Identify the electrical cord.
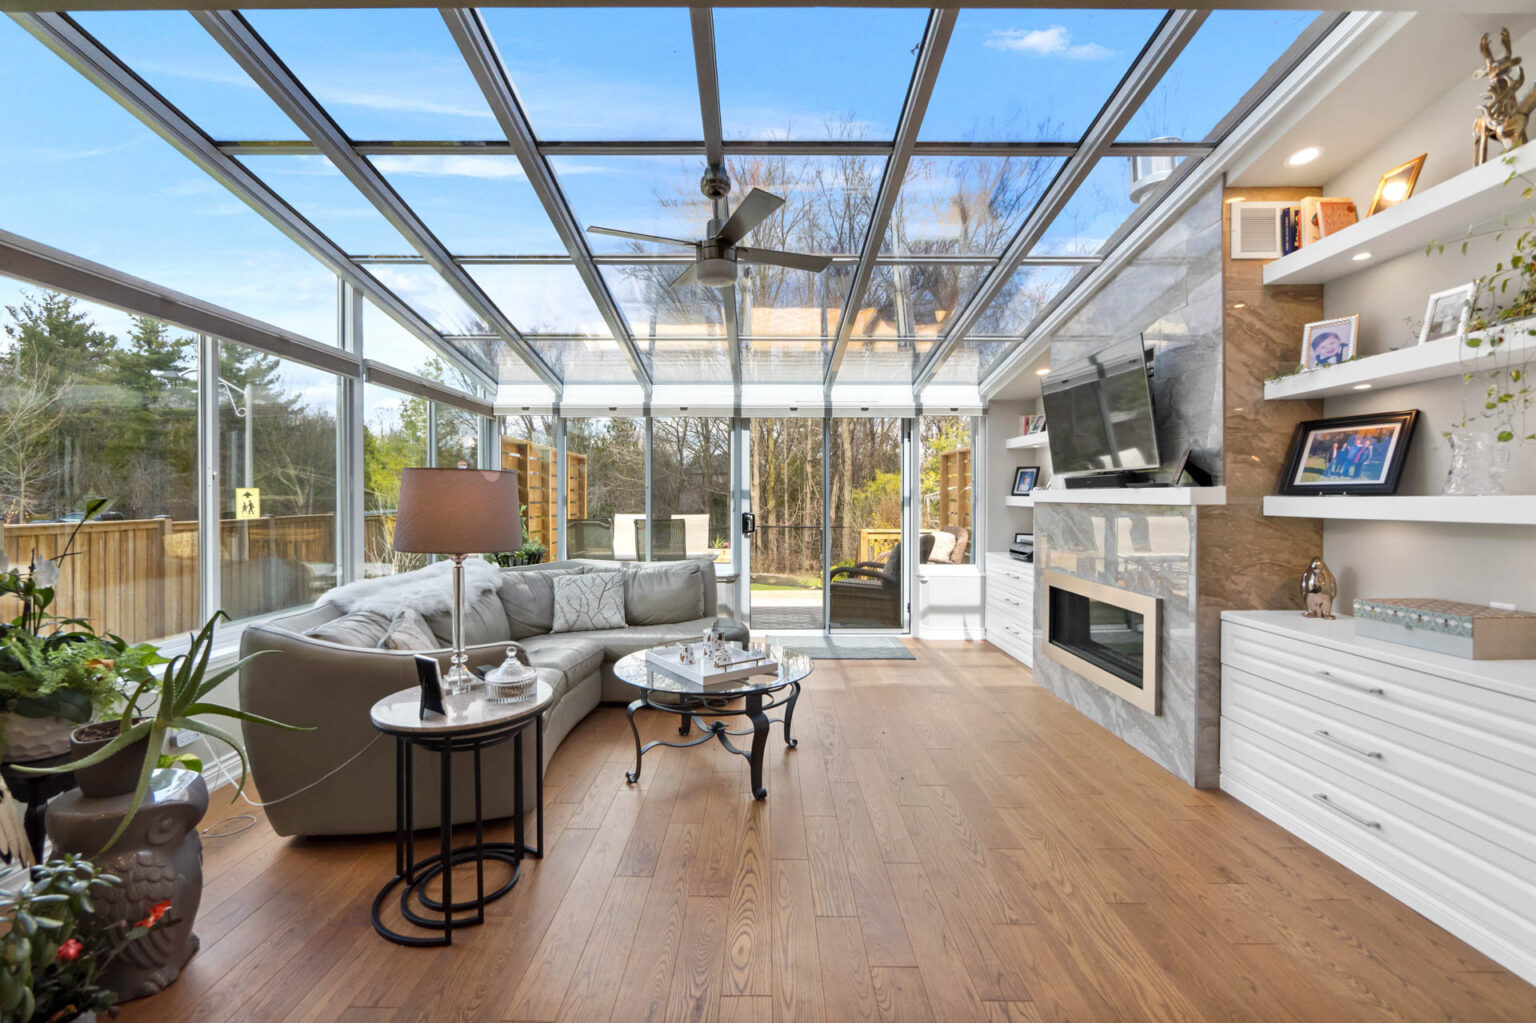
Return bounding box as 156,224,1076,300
199,734,385,836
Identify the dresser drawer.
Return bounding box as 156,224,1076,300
1222,621,1536,774
988,621,1033,665
985,557,1035,593
1221,718,1536,948
987,580,1033,618
1224,666,1536,864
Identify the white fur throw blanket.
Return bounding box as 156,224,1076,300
318,558,502,618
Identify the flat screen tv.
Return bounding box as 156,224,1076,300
1041,338,1160,477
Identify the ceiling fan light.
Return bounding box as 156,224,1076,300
696,257,737,288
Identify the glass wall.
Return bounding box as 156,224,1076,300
748,418,824,630
919,415,975,566
217,341,340,619
829,417,904,629
0,287,200,644
651,417,731,563
434,400,480,470
500,415,557,556
363,383,429,576
564,418,646,561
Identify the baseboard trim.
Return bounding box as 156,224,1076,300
916,627,986,641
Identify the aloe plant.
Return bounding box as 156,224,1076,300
17,611,311,853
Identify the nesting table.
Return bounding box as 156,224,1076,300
614,642,810,800
368,680,552,946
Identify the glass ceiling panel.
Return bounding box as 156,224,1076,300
715,8,926,141
237,154,410,255
242,9,497,140
883,155,1063,257
466,265,611,337
928,338,1012,384
852,264,988,339
370,155,565,254
1119,11,1322,142
532,338,637,383
971,263,1081,336
731,155,885,254
643,339,733,384
742,340,827,384
835,340,931,384
480,8,702,140
367,263,488,336
73,12,301,139
602,263,725,338
363,296,489,391
1036,155,1186,257
739,264,852,339
922,9,1163,142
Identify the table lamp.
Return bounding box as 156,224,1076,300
392,467,521,694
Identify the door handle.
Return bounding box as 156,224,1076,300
741,512,756,536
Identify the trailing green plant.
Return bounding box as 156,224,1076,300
0,855,173,1022
17,611,311,853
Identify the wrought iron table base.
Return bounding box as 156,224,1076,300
372,716,543,947
625,682,799,800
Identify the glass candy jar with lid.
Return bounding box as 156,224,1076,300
483,646,538,703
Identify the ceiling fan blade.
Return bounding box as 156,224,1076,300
587,225,696,248
736,247,833,273
669,263,700,289
714,188,785,246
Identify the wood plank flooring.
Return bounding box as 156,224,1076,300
119,642,1535,1022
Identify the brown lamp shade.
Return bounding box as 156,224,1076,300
391,467,522,555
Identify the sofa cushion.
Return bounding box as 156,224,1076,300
516,634,605,688
423,586,513,647
304,609,391,647
497,565,597,640
565,616,747,663
380,608,439,651
624,561,705,626
552,572,627,632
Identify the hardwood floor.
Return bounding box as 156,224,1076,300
121,642,1535,1022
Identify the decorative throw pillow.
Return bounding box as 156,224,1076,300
423,587,514,647
551,572,626,633
623,561,704,626
305,609,391,647
928,529,956,564
379,608,440,651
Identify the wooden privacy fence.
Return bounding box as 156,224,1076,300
500,438,587,551
938,447,972,529
1,514,340,643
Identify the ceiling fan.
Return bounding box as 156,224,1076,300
585,170,833,290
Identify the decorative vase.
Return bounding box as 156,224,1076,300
68,720,151,798
1443,427,1512,495
0,712,79,763
45,768,207,1003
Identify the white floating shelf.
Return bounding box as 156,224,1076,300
1263,494,1536,525
1032,486,1227,507
1004,495,1035,508
1005,432,1051,450
1262,142,1536,287
1264,320,1536,400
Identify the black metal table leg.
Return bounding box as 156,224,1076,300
440,743,452,944
783,681,801,748
626,698,646,784
745,692,770,801
533,712,544,858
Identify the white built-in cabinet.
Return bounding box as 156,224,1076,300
985,551,1035,667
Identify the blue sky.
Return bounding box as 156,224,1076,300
1,7,1318,383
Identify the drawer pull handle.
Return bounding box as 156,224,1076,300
1316,669,1384,696
1314,729,1383,761
1004,598,1021,606
1312,793,1381,831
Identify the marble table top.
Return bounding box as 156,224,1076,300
370,680,554,736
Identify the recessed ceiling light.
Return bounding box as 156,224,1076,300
1036,368,1051,376
1352,252,1373,261
1285,146,1323,167
1353,383,1373,391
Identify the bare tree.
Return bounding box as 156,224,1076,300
0,352,66,523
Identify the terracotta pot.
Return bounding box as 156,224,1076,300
1,712,79,762
69,719,151,798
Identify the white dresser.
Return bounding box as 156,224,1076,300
1220,611,1536,984
985,552,1035,666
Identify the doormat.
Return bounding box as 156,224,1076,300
764,635,916,660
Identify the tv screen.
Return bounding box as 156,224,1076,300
1041,339,1160,476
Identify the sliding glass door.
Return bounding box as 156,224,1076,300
829,417,906,630
747,418,824,631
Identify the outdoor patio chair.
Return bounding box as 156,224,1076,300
829,532,935,628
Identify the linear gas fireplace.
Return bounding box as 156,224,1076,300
1041,571,1161,714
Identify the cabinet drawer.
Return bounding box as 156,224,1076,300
1222,621,1536,774
987,581,1033,617
1224,667,1536,864
1222,718,1536,949
986,558,1035,592
988,622,1033,665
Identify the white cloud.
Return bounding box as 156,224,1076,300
984,26,1114,61
371,155,526,180
310,85,494,122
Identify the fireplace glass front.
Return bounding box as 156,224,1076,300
1047,588,1146,687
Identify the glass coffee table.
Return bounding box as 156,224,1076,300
613,641,810,800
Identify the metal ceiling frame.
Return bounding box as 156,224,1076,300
7,10,499,396
441,7,652,396
216,139,1216,159
192,9,563,393
913,8,1209,392
821,6,956,395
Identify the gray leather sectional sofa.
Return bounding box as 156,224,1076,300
238,557,747,837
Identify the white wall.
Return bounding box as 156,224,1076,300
1319,24,1536,611
985,399,1045,554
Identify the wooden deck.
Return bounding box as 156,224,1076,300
119,642,1536,1022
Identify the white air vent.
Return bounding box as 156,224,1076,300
1231,201,1289,260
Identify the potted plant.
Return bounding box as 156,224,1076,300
518,540,546,566
0,855,174,1022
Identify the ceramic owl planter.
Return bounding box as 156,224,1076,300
45,768,208,1003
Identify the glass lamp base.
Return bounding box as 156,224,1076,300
441,666,479,696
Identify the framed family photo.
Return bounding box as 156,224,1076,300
1011,466,1040,496
1301,314,1360,369
1277,410,1419,496
1419,283,1475,345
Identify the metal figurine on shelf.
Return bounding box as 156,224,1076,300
1300,557,1339,620
1474,28,1535,165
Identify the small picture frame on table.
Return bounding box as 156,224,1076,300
1011,466,1040,496
414,655,447,719
1276,410,1419,496
1301,314,1360,369
1419,283,1475,345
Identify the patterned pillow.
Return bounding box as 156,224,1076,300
379,608,440,651
551,572,627,633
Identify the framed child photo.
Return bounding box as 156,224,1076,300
1301,314,1360,369
1277,410,1419,496
1011,466,1040,496
1419,283,1475,345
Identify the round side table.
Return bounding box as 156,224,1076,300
369,680,552,947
